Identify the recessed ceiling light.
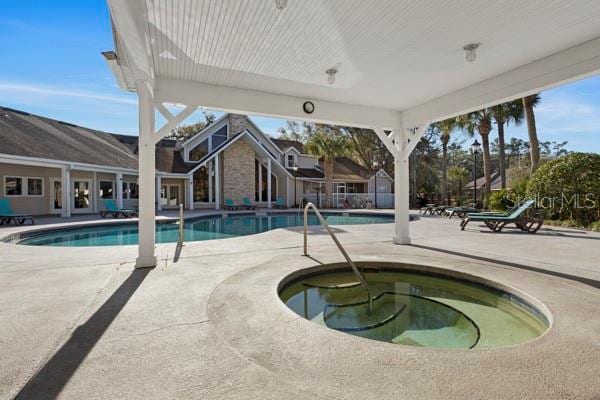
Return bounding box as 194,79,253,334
463,43,481,62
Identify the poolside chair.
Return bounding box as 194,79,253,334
445,206,480,219
224,198,239,211
419,203,436,215
273,197,288,209
100,199,138,218
242,197,256,210
460,199,542,233
0,198,35,225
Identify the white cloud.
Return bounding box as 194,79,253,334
0,82,137,105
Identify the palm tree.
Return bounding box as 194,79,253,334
432,119,457,204
458,109,494,201
522,94,541,174
490,100,524,188
305,128,348,207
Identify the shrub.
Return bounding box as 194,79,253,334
527,153,600,225
488,189,512,211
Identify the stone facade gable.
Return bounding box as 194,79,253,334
222,139,255,204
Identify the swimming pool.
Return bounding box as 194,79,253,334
279,265,549,349
16,212,394,246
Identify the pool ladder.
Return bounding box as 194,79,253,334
303,202,374,313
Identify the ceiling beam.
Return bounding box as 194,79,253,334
402,36,600,127
154,77,403,130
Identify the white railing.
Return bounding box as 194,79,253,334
301,193,394,209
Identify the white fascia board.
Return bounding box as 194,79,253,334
0,153,138,174
244,117,284,155
402,36,600,127
107,0,155,86
155,77,403,130
284,147,302,155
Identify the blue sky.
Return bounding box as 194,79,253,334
1,1,599,152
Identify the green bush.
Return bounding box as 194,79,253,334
527,152,600,225
488,189,512,211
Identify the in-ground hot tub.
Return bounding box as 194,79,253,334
279,263,550,349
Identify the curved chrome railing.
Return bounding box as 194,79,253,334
303,202,373,312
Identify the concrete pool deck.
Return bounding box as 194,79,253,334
1,210,599,399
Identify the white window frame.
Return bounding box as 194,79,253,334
286,153,297,169
3,176,44,197
99,180,115,200
122,181,139,200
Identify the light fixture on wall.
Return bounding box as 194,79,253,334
274,0,288,10
463,43,481,62
326,67,337,85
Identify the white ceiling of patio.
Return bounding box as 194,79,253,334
110,0,600,113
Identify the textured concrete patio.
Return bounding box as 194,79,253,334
1,211,599,399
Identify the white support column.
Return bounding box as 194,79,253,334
61,166,71,218
136,83,157,268
258,161,263,202
187,175,194,211
393,129,411,245
267,158,272,208
92,172,98,213
155,175,162,211
214,155,221,210
116,172,124,208
208,162,213,205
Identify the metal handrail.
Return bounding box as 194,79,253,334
303,202,373,312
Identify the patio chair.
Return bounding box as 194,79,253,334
242,197,256,210
419,203,436,215
445,206,480,219
224,198,239,211
460,199,542,233
0,198,35,225
273,197,288,209
100,199,138,218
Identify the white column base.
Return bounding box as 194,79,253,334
135,255,157,269
393,235,411,245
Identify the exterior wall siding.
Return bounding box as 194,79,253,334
0,163,61,215
223,140,255,204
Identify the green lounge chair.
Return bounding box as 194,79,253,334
420,203,436,215
242,197,256,210
273,197,287,209
224,198,239,211
100,199,138,218
0,198,35,225
460,199,542,233
445,206,480,219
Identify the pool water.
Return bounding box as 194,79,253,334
279,269,549,349
17,212,393,246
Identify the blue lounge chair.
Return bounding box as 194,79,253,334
224,198,239,211
460,199,542,233
0,198,35,225
100,199,138,218
273,197,287,209
242,197,256,210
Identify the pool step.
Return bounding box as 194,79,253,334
323,293,408,338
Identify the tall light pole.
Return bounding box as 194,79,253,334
372,160,378,209
471,139,481,206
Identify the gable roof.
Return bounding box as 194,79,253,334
464,172,504,190
271,138,305,153
188,129,293,177
0,106,139,170
0,106,193,174
330,157,372,181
